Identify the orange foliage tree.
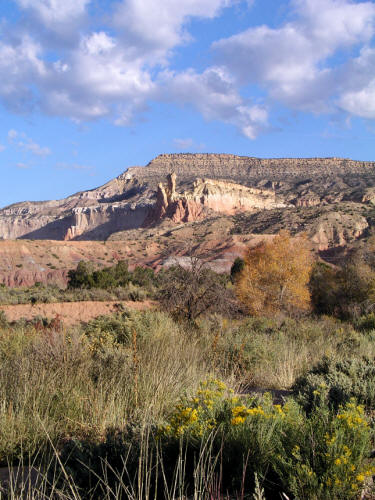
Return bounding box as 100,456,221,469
236,230,313,316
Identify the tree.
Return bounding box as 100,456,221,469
67,261,94,289
158,258,235,322
236,231,313,316
67,260,130,289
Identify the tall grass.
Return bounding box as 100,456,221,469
1,310,375,498
0,311,215,466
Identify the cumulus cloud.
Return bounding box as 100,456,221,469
15,0,90,24
0,36,46,112
213,0,375,113
38,30,155,122
0,0,264,137
113,0,234,63
337,47,375,119
2,0,375,139
163,67,269,138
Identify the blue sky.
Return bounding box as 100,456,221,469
1,0,375,206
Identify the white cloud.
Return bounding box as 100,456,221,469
18,138,51,156
163,67,269,138
0,0,263,137
0,36,46,112
213,0,375,113
7,129,51,156
113,0,234,63
16,162,29,169
38,31,155,122
339,83,375,118
3,0,375,139
15,0,90,24
0,144,5,152
337,47,375,118
82,32,116,56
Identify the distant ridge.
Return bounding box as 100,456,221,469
0,153,374,241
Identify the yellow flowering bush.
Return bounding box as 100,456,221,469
274,400,375,500
158,380,374,499
159,379,292,439
159,378,230,438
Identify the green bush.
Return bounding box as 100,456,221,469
68,260,131,289
292,356,375,412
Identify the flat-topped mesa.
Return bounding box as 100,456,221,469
145,173,286,225
137,154,375,184
1,153,375,241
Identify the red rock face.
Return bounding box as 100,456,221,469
168,199,204,223
144,174,282,226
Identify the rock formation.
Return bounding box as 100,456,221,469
145,174,288,225
1,152,375,286
0,152,374,245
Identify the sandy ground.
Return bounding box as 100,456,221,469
0,300,154,326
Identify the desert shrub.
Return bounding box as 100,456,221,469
0,310,8,327
158,381,374,500
273,400,374,500
82,310,176,351
126,281,148,301
292,356,375,412
67,260,156,292
67,261,95,289
131,266,157,290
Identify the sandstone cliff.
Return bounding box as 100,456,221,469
1,154,375,241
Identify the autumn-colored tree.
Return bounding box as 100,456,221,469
236,230,313,316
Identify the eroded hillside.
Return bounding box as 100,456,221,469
1,153,375,286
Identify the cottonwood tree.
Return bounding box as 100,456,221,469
236,231,313,316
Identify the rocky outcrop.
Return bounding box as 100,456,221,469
145,174,286,225
1,153,375,241
310,212,369,251
362,188,375,204
189,178,285,213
